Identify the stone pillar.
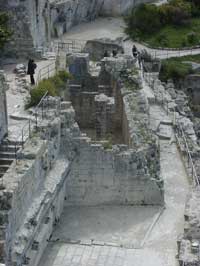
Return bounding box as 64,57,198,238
66,53,89,81
95,93,115,139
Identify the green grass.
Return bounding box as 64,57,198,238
138,18,200,48
168,54,200,63
158,55,200,82
26,71,72,108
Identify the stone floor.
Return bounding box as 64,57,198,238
38,135,189,266
51,206,161,249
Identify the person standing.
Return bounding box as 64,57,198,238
27,59,37,85
132,45,138,58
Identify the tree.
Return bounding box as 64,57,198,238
0,12,11,49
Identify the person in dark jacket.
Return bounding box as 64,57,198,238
132,45,138,58
27,59,37,85
103,50,109,58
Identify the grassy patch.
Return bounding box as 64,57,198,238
140,18,200,48
159,57,195,82
26,71,72,108
125,0,200,48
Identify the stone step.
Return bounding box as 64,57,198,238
0,158,13,166
0,173,5,178
0,145,19,153
0,152,16,159
1,140,24,146
0,166,9,175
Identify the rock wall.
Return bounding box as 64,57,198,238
1,100,76,266
100,0,154,16
66,140,163,206
0,55,164,266
1,0,155,57
65,55,163,206
1,0,104,57
0,72,8,142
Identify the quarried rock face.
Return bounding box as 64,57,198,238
100,0,154,16
1,0,104,57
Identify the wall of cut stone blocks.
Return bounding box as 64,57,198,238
0,72,8,143
65,138,164,206
0,102,73,266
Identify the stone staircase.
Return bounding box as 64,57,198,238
0,140,22,178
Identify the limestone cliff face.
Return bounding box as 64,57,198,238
2,0,104,57
100,0,154,16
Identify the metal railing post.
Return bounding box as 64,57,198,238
29,120,31,138
35,111,38,130
22,129,24,149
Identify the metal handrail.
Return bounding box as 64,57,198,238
176,122,199,187
142,46,200,60
141,61,199,187
14,91,49,161
36,61,56,84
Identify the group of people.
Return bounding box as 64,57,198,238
27,44,140,86
103,49,119,58
103,44,140,61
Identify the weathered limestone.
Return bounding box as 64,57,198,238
0,53,165,266
1,0,157,57
178,188,200,266
100,0,154,16
83,38,124,61
95,93,115,138
1,0,103,57
64,54,163,206
0,72,8,143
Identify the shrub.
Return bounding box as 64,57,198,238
159,59,193,82
0,12,12,48
160,0,191,26
27,79,56,108
125,0,192,42
187,31,199,45
125,4,162,37
156,33,169,46
27,71,72,108
58,70,73,82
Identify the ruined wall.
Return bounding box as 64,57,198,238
0,100,76,266
66,140,163,206
100,0,154,16
0,72,8,142
65,56,163,206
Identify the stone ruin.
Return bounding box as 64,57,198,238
0,53,164,266
1,0,154,58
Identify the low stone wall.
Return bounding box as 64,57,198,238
0,72,8,142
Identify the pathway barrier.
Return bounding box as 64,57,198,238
36,61,57,84
14,91,61,162
149,47,200,60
